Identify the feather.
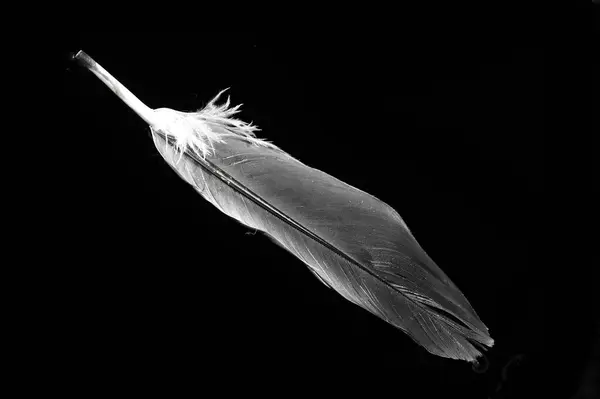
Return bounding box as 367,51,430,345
73,50,494,363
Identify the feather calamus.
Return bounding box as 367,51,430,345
73,50,494,362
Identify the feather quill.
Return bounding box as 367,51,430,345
73,50,494,362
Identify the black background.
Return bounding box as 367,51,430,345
54,25,590,398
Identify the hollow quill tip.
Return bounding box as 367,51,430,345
71,50,95,70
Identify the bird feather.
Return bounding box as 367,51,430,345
73,50,494,363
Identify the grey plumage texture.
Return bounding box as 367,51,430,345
150,108,494,363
